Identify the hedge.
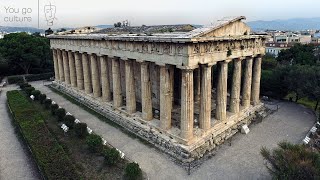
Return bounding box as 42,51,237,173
7,90,80,179
7,72,54,84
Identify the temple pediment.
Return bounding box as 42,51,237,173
190,16,251,38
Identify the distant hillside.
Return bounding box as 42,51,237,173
248,17,320,31
0,26,44,33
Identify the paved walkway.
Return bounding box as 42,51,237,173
0,85,40,180
31,82,316,180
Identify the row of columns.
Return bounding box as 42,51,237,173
52,48,262,141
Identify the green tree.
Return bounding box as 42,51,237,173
277,44,317,65
261,141,320,180
0,32,53,75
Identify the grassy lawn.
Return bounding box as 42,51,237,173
285,92,319,112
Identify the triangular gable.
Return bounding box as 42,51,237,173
192,16,251,38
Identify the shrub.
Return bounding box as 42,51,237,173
261,141,320,180
44,99,52,109
25,72,54,82
55,108,66,121
25,87,35,96
39,94,47,104
50,104,59,115
31,90,41,100
103,148,120,166
63,115,75,129
19,82,30,89
124,162,142,180
7,75,24,84
86,134,102,153
74,123,87,138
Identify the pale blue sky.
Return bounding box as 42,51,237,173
0,0,319,28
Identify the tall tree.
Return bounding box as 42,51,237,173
0,32,53,75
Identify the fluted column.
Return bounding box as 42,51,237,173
125,60,136,114
82,53,92,94
75,52,84,90
229,58,242,113
216,61,228,121
140,61,153,121
242,57,253,108
112,57,122,108
57,49,65,81
91,54,101,98
160,65,174,130
68,51,77,87
251,56,262,105
52,49,60,81
100,56,111,102
62,50,71,85
194,68,201,102
199,64,212,130
180,69,194,140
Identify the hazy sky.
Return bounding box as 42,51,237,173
0,0,319,29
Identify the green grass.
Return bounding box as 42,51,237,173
7,90,81,180
285,92,319,112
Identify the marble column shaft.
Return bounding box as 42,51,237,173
100,56,111,102
68,51,77,87
91,54,101,98
52,49,60,81
125,60,136,114
180,69,194,140
57,49,65,81
216,61,228,121
160,65,174,130
112,58,122,108
140,61,153,121
251,57,262,105
199,64,212,130
229,58,242,113
82,53,92,94
75,52,84,90
62,50,71,84
242,57,253,108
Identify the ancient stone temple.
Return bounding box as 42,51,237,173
49,16,266,162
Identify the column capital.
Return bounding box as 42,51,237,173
176,64,198,70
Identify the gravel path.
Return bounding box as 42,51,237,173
0,85,40,180
31,82,316,180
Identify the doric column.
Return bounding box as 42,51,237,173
199,64,212,130
160,65,174,130
75,52,84,90
125,60,136,114
194,68,201,102
180,69,194,140
229,58,242,113
90,54,101,98
100,56,111,102
68,51,77,87
216,61,228,121
52,49,60,81
251,56,262,105
57,49,65,81
242,57,253,108
140,61,153,121
112,57,122,108
62,50,71,85
82,53,92,94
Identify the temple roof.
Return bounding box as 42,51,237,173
48,16,262,41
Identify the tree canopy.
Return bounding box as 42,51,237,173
0,32,53,76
